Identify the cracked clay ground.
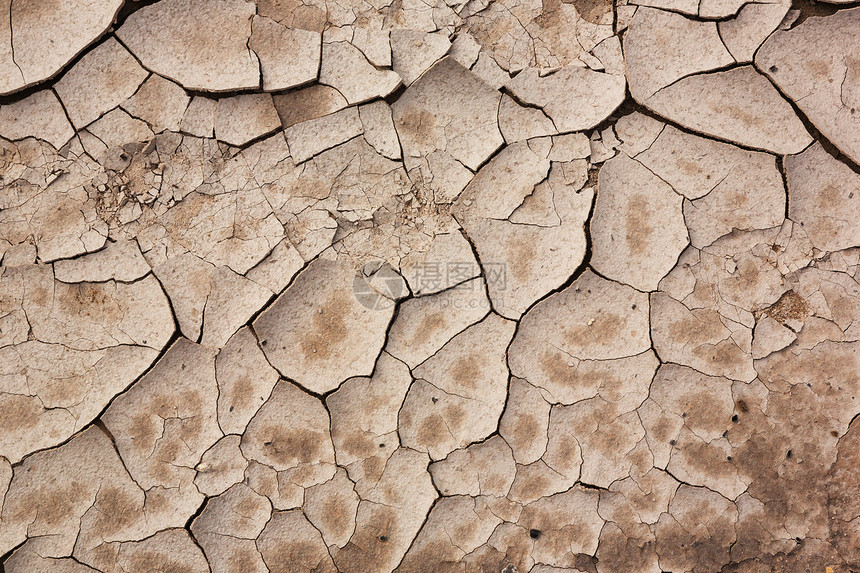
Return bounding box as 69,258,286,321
0,0,859,572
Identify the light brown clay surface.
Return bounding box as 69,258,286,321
1,1,859,571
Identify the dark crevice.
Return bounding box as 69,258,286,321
184,496,209,531
7,328,182,471
624,4,745,22
510,161,600,321
150,270,183,337
755,64,860,175
383,82,408,106
4,4,860,570
92,419,140,489
0,0,124,105
620,86,789,156
113,0,163,29
499,86,559,132
0,539,26,572
7,1,23,82
391,495,441,571
648,62,747,99
776,155,791,220
789,0,860,27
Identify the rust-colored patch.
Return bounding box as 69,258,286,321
758,290,810,324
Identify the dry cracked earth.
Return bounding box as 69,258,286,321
0,0,859,571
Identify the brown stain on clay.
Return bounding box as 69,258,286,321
0,394,42,432
805,59,832,81
707,100,766,129
234,493,266,518
682,390,731,433
4,478,89,528
54,282,123,325
42,482,90,526
511,471,552,502
443,403,466,430
598,523,656,573
827,417,860,562
817,184,845,214
481,468,509,495
509,238,536,283
126,389,206,459
396,109,437,147
450,353,483,390
412,311,447,346
259,426,324,467
677,157,706,177
169,192,213,231
656,515,733,573
25,272,52,308
354,453,387,485
256,0,327,32
125,550,202,573
545,431,581,474
144,487,174,516
676,437,738,487
225,544,271,571
87,484,143,538
691,339,746,372
333,504,399,572
337,431,376,460
564,313,624,351
300,291,351,361
509,410,542,451
416,413,449,449
625,193,653,256
577,407,628,457
315,489,356,540
128,414,159,455
226,375,256,417
667,307,726,347
39,197,87,241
